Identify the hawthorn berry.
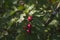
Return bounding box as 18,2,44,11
27,16,32,22
26,29,31,33
27,24,32,28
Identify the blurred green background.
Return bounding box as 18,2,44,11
0,0,60,40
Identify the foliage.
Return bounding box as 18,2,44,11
0,0,60,40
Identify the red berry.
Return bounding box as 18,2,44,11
27,16,32,22
27,24,32,28
27,29,31,33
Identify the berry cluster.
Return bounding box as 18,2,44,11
24,16,32,33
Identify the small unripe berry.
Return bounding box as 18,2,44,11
23,27,27,30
